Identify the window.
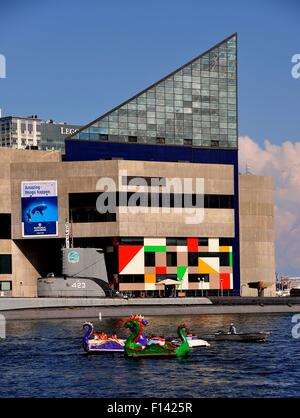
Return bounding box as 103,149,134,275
220,252,230,266
156,137,165,144
167,252,177,266
183,138,192,146
0,255,12,274
204,195,234,209
219,238,233,246
0,214,11,239
211,139,220,147
188,253,198,266
128,136,137,143
166,238,177,246
122,176,166,187
177,238,187,246
189,274,209,283
198,238,208,246
69,193,116,223
220,195,234,209
0,281,12,291
118,275,144,283
145,252,155,266
208,195,219,208
119,237,144,245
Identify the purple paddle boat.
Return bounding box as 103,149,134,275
83,318,148,354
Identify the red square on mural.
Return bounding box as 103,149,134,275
220,273,231,289
156,266,167,275
187,238,198,252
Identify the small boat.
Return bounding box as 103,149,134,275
186,334,210,348
124,315,190,358
215,330,270,342
83,322,125,353
172,334,210,348
83,317,149,354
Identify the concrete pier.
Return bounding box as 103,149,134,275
0,297,300,319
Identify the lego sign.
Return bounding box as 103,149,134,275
21,181,58,237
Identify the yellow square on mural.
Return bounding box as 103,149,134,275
198,258,219,274
145,274,156,283
219,246,231,252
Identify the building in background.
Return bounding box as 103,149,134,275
0,115,81,152
40,121,81,151
0,34,276,297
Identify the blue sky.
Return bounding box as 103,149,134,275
0,0,299,147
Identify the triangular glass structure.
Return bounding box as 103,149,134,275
70,34,237,149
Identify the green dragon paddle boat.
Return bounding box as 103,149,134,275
124,315,190,358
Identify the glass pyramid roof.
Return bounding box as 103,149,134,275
70,34,237,149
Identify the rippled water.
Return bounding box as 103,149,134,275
0,313,299,397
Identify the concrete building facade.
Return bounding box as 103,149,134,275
239,174,275,296
0,149,275,298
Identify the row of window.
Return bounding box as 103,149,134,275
126,137,219,146
122,176,167,186
188,252,231,266
89,137,237,149
144,252,231,267
69,192,234,222
70,192,234,208
80,134,237,147
118,274,213,284
89,106,236,121
119,237,232,246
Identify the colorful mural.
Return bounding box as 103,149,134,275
118,238,233,291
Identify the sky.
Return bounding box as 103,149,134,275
1,0,300,275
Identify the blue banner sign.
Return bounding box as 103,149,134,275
21,181,58,237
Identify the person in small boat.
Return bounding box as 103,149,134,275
147,335,166,346
94,332,108,340
229,323,237,334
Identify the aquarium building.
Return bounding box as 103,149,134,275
0,34,276,297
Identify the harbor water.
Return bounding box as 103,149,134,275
0,313,299,398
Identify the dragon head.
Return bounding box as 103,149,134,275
82,322,94,344
129,314,148,325
83,321,94,332
124,314,148,331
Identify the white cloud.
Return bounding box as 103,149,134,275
239,136,300,276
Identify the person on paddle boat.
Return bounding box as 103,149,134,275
229,323,237,334
147,335,166,347
94,332,108,340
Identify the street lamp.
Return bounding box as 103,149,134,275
198,277,205,297
220,277,223,297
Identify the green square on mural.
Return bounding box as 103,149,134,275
144,246,167,252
